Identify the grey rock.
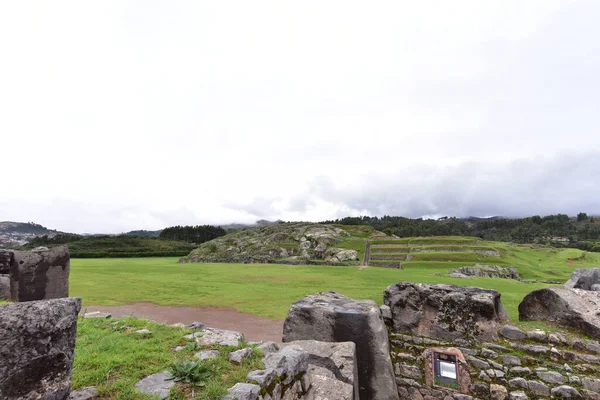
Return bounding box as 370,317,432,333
587,341,600,353
583,377,600,393
283,340,358,399
135,371,174,399
449,265,520,280
549,333,562,344
482,348,498,359
283,291,398,400
526,329,547,342
466,355,490,369
324,248,358,263
501,355,521,366
264,346,308,381
519,287,600,339
135,329,151,335
0,275,10,301
571,376,582,385
471,382,491,398
188,321,206,330
380,304,392,321
449,272,472,279
537,370,566,384
9,246,70,301
258,341,280,355
490,384,508,400
528,380,550,396
582,390,600,400
551,385,582,398
384,282,508,342
227,383,261,400
396,377,422,387
500,325,526,340
510,367,532,376
509,391,528,400
0,297,81,400
454,395,474,400
195,350,220,360
68,386,98,400
489,360,503,370
510,342,550,355
195,327,244,347
508,377,528,389
247,369,277,387
479,370,492,381
396,363,422,380
229,347,253,364
83,311,112,319
484,343,510,353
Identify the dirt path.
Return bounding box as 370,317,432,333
82,303,284,343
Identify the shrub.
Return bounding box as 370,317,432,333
167,360,211,386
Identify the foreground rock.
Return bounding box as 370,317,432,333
191,327,244,347
283,291,398,400
68,386,98,400
449,265,520,280
0,297,81,399
135,371,174,399
519,287,600,339
283,340,359,400
10,246,71,301
384,282,508,341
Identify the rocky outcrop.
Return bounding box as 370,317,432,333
565,268,600,291
384,282,508,341
0,250,12,274
10,246,70,301
519,287,600,339
0,274,9,301
283,291,398,400
283,340,359,400
449,265,520,280
0,297,81,399
180,223,363,265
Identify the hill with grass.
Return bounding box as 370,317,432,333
19,235,196,258
180,222,374,265
0,221,65,248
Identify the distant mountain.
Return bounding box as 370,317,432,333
219,219,281,232
0,221,64,249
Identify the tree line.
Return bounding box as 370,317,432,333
322,213,600,251
159,225,227,244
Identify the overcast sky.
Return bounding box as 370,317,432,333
1,1,599,233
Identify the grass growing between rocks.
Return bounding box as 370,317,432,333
73,317,263,399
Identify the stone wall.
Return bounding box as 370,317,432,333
10,246,70,301
0,250,12,274
0,297,81,400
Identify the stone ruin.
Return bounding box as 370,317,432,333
0,246,70,302
0,246,79,400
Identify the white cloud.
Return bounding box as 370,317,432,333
1,1,599,233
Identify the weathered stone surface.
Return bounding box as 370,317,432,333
227,382,261,400
566,269,600,291
526,329,547,342
0,274,10,300
551,385,582,398
466,355,490,369
510,367,532,376
247,368,277,388
500,325,526,340
502,355,521,366
509,391,528,400
283,291,398,400
0,250,12,274
68,386,98,400
528,380,550,396
134,329,151,335
490,384,508,400
537,370,566,384
195,350,220,360
229,347,253,364
258,341,280,355
195,327,244,347
135,371,174,399
508,377,528,389
264,346,309,381
583,377,600,393
519,287,600,339
10,246,70,301
384,282,508,341
449,265,520,280
0,297,81,400
283,340,358,400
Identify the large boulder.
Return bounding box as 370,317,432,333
565,268,600,291
519,287,600,339
383,282,508,341
0,297,81,399
283,291,398,400
283,340,359,400
10,246,70,301
449,265,520,280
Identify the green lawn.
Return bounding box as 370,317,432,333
70,245,600,322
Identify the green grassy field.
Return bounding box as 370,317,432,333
70,241,600,321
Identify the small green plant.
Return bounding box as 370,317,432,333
168,360,211,386
184,341,201,351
